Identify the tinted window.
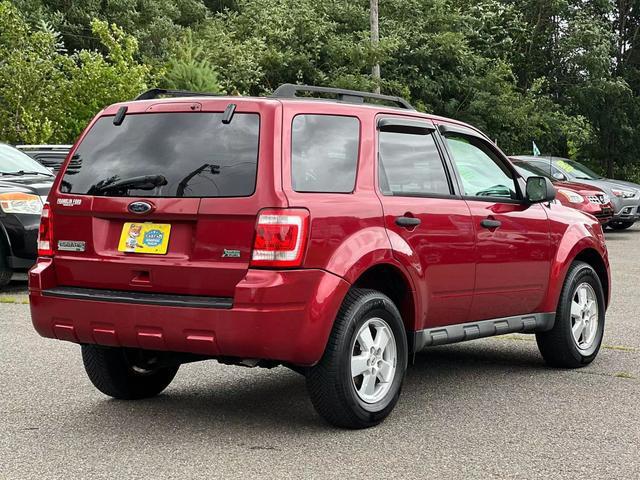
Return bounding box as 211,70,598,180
527,161,567,180
61,113,260,197
291,115,359,193
446,135,518,199
379,130,450,196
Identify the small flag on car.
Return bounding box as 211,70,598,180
532,141,541,157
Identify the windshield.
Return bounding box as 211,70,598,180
555,159,603,180
0,144,53,175
60,112,260,197
513,162,555,181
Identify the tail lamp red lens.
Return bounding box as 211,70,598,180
37,203,54,256
251,209,309,268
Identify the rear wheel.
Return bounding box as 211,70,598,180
81,345,179,399
306,289,408,429
536,261,605,368
608,220,634,230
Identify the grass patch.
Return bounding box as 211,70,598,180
0,296,30,305
614,372,636,379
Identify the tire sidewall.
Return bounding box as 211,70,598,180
339,295,408,419
560,264,606,363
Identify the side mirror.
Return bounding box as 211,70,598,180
552,171,566,181
526,176,556,203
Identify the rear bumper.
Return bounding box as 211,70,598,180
29,259,350,366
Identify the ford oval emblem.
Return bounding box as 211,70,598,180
128,201,154,214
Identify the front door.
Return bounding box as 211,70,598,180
376,117,476,330
441,127,552,321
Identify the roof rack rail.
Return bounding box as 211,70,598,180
272,83,415,110
135,88,222,101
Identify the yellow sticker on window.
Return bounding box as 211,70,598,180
556,160,575,173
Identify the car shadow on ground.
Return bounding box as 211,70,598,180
82,339,548,434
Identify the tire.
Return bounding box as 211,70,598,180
0,246,13,288
81,345,179,399
536,261,605,368
306,288,408,429
608,221,634,230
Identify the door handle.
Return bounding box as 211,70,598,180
395,216,421,228
480,218,501,229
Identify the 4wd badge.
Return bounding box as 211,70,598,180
222,249,241,258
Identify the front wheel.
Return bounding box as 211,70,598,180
306,289,408,429
536,261,605,368
607,221,634,230
82,345,179,399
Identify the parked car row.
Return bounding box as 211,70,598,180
512,155,640,230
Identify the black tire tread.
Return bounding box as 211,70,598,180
82,345,178,400
306,288,406,429
536,261,605,368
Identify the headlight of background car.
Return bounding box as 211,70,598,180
557,189,584,204
0,192,43,214
611,188,636,199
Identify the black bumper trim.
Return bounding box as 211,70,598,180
42,286,233,309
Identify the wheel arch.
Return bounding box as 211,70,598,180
350,262,418,340
574,248,610,307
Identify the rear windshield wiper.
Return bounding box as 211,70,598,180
1,170,54,177
89,175,168,194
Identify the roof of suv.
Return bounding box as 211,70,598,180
99,84,489,141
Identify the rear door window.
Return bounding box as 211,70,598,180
291,115,359,193
378,129,451,196
60,112,260,197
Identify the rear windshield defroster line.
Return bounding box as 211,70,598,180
60,112,260,198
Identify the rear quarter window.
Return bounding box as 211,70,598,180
60,112,260,198
291,115,359,193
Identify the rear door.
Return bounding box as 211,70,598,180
50,99,285,297
376,116,476,329
439,125,552,321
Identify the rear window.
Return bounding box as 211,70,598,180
60,112,260,197
291,115,359,193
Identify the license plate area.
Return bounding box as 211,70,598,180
118,222,171,254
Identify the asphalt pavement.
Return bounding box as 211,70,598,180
1,227,639,479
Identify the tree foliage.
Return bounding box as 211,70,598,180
2,0,640,180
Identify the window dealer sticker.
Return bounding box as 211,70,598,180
556,160,575,173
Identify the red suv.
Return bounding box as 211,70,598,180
30,85,610,429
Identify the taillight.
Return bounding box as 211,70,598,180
37,203,54,256
251,209,309,268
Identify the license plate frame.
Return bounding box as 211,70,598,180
118,222,171,255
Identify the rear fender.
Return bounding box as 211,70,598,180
325,226,421,330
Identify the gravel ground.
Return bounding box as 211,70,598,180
1,227,638,479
